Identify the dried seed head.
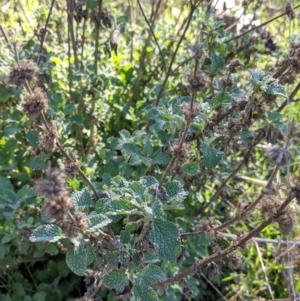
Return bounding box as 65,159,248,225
185,70,209,93
62,212,89,238
63,153,80,178
227,252,242,269
171,142,189,164
171,166,184,177
289,54,300,74
279,71,296,85
259,197,281,219
220,76,233,88
226,59,244,73
22,87,48,116
36,169,72,221
6,60,39,86
268,145,291,166
180,102,201,122
38,121,58,151
206,261,220,279
277,205,295,236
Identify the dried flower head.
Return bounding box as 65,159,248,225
289,52,300,74
259,197,281,219
62,212,89,238
185,70,209,93
277,205,295,236
226,59,244,73
170,142,189,164
279,71,296,85
206,261,221,279
36,169,72,221
268,145,291,166
221,76,233,88
227,252,242,269
63,153,80,178
22,87,48,116
38,121,58,151
6,60,39,86
180,102,201,122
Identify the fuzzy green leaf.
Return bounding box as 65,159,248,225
87,213,112,231
261,83,287,98
144,253,160,264
200,143,223,169
151,198,166,220
123,143,141,155
210,53,224,75
96,199,135,222
164,181,187,200
249,69,264,86
149,221,181,260
142,176,158,187
66,247,87,276
120,230,131,244
30,224,63,242
134,264,165,286
103,269,128,292
85,244,95,266
24,152,52,170
129,181,146,201
142,139,153,157
0,176,14,191
183,162,201,175
151,152,171,165
210,92,232,109
72,188,92,211
132,286,158,301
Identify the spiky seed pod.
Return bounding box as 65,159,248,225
171,166,184,177
210,241,221,254
180,103,201,122
63,153,80,178
268,145,291,166
22,87,49,116
6,60,39,86
38,121,58,151
227,252,242,269
62,212,89,238
36,169,72,221
226,59,244,73
171,142,189,164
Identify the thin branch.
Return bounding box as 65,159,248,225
153,192,296,289
37,0,56,64
224,4,300,43
137,0,166,71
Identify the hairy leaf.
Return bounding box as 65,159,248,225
30,224,63,242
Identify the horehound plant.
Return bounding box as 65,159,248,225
1,1,300,300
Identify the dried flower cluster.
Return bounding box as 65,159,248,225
170,142,189,164
22,87,49,116
5,60,39,86
35,169,72,221
180,103,201,122
227,252,242,269
62,212,89,238
38,121,58,151
63,153,80,178
197,219,219,238
185,70,209,93
226,59,244,73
